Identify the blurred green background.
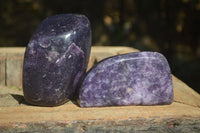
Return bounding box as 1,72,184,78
0,0,199,93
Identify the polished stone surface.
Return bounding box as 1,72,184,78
79,52,173,107
23,14,91,106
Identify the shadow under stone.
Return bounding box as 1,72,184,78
11,94,32,106
10,94,81,107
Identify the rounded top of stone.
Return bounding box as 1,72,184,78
31,13,90,40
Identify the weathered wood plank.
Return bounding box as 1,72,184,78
173,76,200,107
0,46,200,132
0,101,199,132
0,48,25,87
6,53,24,87
0,53,6,85
0,102,200,124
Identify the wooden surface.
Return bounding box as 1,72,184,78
0,101,200,132
0,46,200,132
0,47,25,87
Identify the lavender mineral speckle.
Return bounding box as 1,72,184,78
23,14,91,106
79,52,173,107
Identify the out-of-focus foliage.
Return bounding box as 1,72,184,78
0,0,200,92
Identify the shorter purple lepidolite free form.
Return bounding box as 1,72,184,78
23,14,91,106
79,52,174,107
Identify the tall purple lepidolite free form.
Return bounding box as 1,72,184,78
23,14,91,106
79,52,174,107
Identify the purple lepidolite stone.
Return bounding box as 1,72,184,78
23,14,91,106
79,52,173,107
